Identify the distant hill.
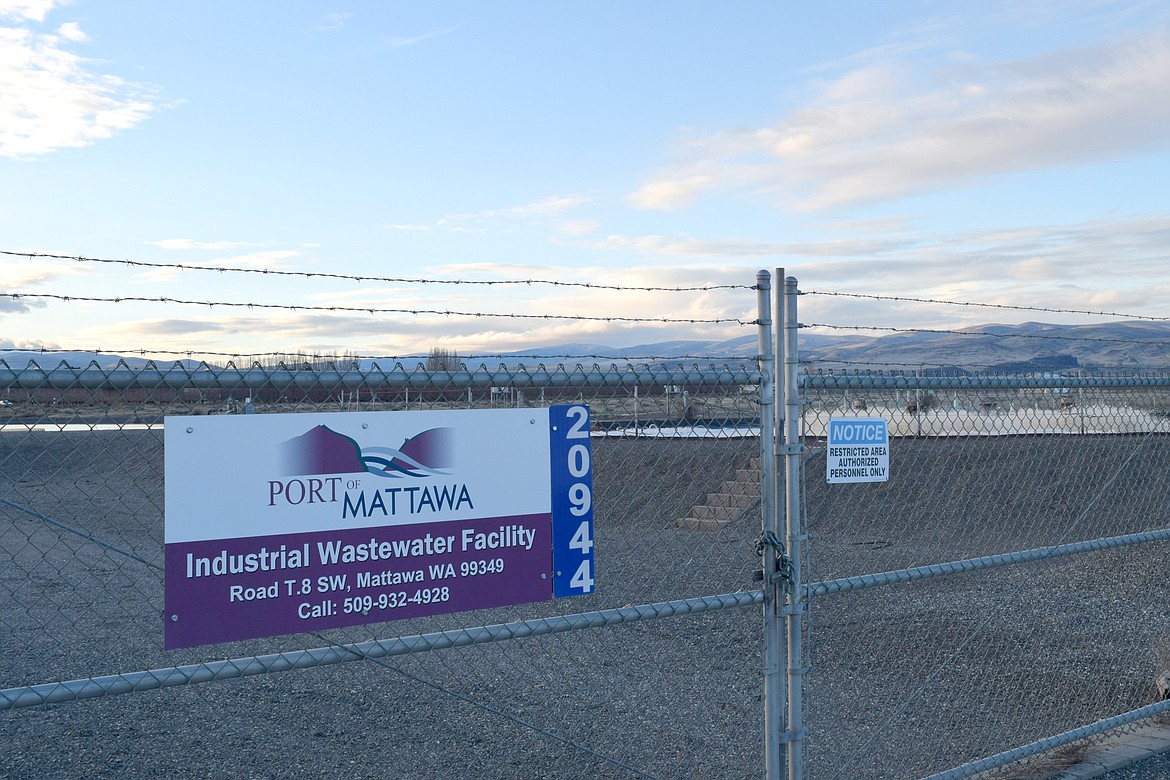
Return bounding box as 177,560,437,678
0,351,205,370
481,321,1170,371
3,321,1168,373
798,321,1170,372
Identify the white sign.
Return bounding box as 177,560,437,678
163,405,596,649
826,417,889,484
165,407,550,543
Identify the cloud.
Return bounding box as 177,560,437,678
491,194,594,219
775,211,1170,332
456,195,594,223
584,234,761,256
55,20,83,41
0,1,58,23
424,262,575,279
28,209,1170,355
0,295,44,314
386,24,461,50
403,194,596,233
77,257,764,357
1,255,92,286
626,175,714,210
138,242,297,277
419,262,761,295
5,267,60,287
575,232,910,259
557,220,601,236
628,28,1170,212
219,250,301,269
316,12,351,32
129,318,228,336
149,239,256,251
0,11,165,158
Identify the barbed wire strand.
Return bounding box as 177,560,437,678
801,289,1170,323
7,250,1163,317
803,323,1170,348
3,250,753,293
0,348,759,365
793,357,1121,374
6,320,1170,369
1,292,751,325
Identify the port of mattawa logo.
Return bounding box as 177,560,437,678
281,425,454,478
267,426,473,519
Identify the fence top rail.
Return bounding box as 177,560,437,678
0,360,765,391
802,373,1170,390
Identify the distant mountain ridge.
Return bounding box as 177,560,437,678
2,321,1169,372
799,320,1170,371
489,321,1170,370
0,351,205,370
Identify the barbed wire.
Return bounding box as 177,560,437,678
1,291,753,326
801,289,1169,322
0,346,759,366
794,357,1085,374
3,250,755,293
802,323,1170,348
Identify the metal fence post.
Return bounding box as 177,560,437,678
783,275,806,780
758,270,785,780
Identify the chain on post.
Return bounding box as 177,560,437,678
755,530,795,591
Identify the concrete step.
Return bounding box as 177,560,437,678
678,514,738,532
677,457,762,531
689,504,747,522
734,468,760,485
721,479,759,496
700,491,757,509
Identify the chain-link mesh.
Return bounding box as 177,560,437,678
801,373,1170,779
0,359,766,779
9,352,1170,778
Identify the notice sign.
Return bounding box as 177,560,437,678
164,405,595,649
826,417,889,484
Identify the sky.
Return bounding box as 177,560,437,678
2,0,1170,360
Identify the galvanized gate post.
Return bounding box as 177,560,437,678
782,275,807,779
757,270,786,780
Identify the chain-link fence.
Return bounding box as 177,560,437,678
799,370,1170,778
0,358,767,779
7,271,1170,780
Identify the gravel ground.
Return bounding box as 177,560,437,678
1098,752,1170,779
801,435,1170,779
1,430,765,780
3,428,1170,779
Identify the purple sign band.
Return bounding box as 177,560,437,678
164,513,551,649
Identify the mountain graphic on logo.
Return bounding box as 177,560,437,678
280,425,454,478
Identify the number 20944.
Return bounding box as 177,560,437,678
562,406,595,593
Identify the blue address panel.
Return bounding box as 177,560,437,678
548,404,596,598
